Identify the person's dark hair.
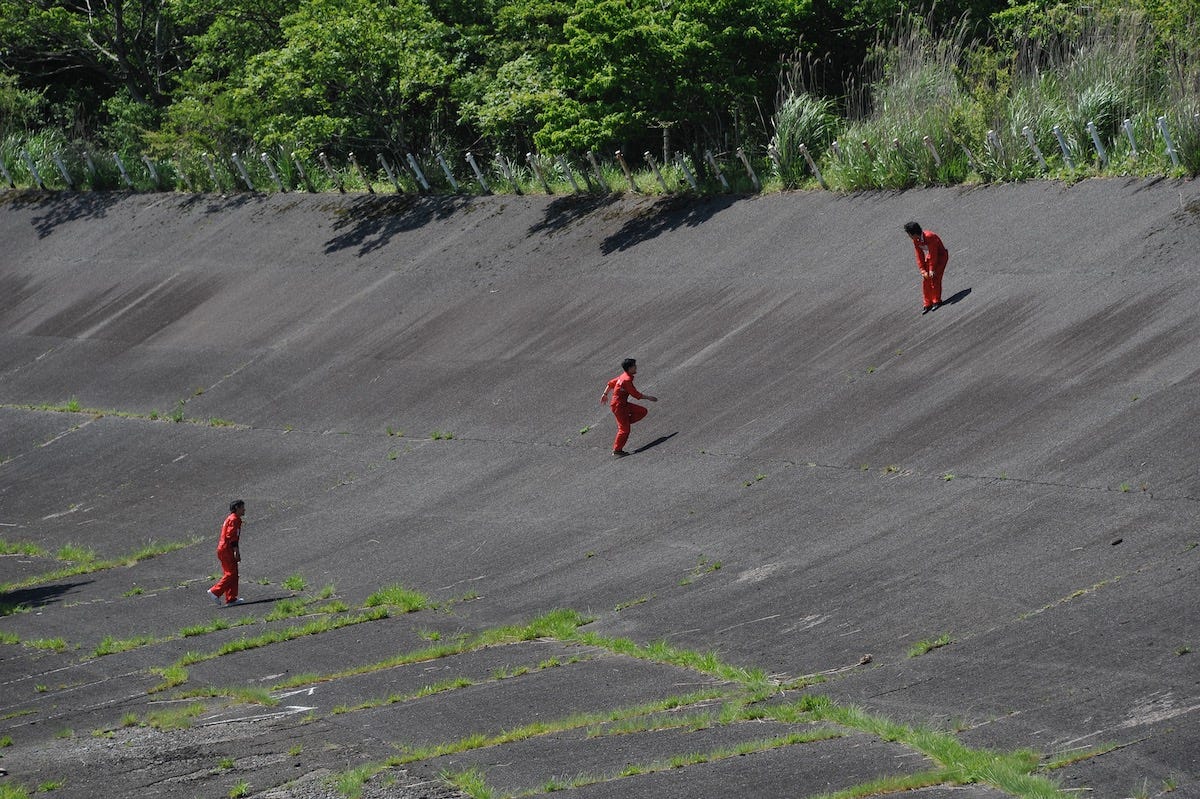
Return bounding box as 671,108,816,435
229,499,245,513
621,358,637,372
903,221,922,236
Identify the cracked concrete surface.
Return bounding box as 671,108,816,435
1,181,1199,798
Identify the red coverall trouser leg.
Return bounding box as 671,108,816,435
922,260,946,307
211,549,239,602
612,403,648,451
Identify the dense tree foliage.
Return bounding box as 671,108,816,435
2,0,1198,177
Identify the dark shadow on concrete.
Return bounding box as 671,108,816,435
0,190,129,239
601,194,743,254
1,581,89,610
633,432,678,454
323,194,472,256
939,287,972,307
528,193,622,236
218,596,288,607
174,192,261,215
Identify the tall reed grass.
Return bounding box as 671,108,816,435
770,7,1200,191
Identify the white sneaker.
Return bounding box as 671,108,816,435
226,597,245,606
207,589,222,605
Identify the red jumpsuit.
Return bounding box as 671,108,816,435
912,230,949,308
607,371,649,452
209,512,241,603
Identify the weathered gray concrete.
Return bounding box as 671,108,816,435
1,180,1198,798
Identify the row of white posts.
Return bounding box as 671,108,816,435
0,145,765,195
0,115,1192,193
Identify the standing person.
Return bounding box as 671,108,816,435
208,500,245,606
601,358,657,457
904,221,949,314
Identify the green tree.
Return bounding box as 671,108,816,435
538,0,806,161
0,0,186,111
157,0,298,152
0,71,45,135
235,0,454,154
452,0,572,152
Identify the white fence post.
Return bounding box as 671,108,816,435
557,154,581,192
1157,116,1179,167
378,154,403,192
1122,119,1138,158
202,153,220,189
53,152,75,189
465,152,490,194
113,152,134,187
176,158,194,192
406,153,431,191
21,150,45,189
1052,126,1075,169
644,151,669,192
1022,127,1046,170
736,147,760,190
230,152,254,190
675,152,698,191
615,150,637,192
526,152,551,193
435,152,459,192
586,151,605,190
1086,121,1108,165
705,150,730,191
799,144,825,188
141,155,161,190
261,152,284,191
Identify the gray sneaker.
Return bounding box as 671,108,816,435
226,597,245,606
207,589,222,605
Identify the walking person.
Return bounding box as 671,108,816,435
207,499,246,606
601,358,657,457
904,221,949,314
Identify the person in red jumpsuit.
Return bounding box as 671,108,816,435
600,358,657,457
904,221,949,314
208,499,245,605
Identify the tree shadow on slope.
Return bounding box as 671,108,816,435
527,193,624,236
173,192,260,215
600,194,744,254
322,194,472,256
2,581,89,611
1,190,129,239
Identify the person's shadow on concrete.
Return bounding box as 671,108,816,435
634,432,678,454
939,287,972,307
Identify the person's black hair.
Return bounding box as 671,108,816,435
229,499,245,513
621,357,637,372
903,221,922,236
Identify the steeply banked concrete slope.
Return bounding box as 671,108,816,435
0,181,1197,799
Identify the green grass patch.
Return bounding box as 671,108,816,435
364,584,429,612
0,539,198,593
93,634,157,657
27,637,68,652
0,539,42,557
908,632,954,657
146,702,205,730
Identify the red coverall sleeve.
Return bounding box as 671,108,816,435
932,234,948,268
623,380,644,400
219,515,240,549
912,241,929,271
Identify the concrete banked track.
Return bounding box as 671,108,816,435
1,181,1198,799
